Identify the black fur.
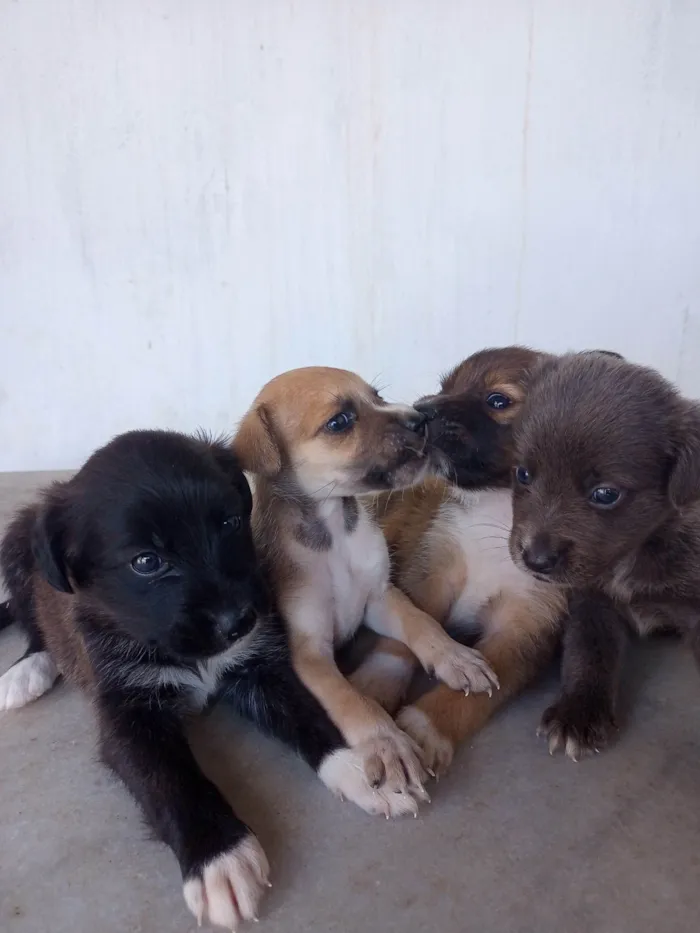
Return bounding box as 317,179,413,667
0,430,346,894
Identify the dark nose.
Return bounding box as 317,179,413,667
414,401,438,422
214,605,257,642
521,534,561,575
401,409,429,433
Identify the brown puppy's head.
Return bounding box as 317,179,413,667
414,346,550,488
233,367,432,497
509,352,700,587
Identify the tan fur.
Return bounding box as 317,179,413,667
234,368,498,790
33,575,95,691
358,482,567,774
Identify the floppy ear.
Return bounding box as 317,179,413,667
31,496,74,593
668,403,700,509
585,349,624,361
233,404,282,476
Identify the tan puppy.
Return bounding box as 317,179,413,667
233,367,499,815
353,347,568,775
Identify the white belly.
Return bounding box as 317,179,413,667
322,501,390,643
444,488,538,625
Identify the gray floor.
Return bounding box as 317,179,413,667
1,472,699,933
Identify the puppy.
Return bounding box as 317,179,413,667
509,351,700,760
353,348,567,775
0,430,407,930
233,367,498,809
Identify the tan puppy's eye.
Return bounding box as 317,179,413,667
325,411,356,434
486,392,512,410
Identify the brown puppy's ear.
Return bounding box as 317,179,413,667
32,495,73,594
233,404,282,476
584,349,625,361
668,403,700,508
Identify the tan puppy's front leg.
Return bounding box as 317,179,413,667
397,624,556,776
365,585,499,696
290,635,428,817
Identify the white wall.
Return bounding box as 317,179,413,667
1,0,699,472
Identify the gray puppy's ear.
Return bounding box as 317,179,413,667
582,349,624,361
668,403,700,509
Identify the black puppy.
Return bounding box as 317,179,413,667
0,430,402,930
509,352,700,760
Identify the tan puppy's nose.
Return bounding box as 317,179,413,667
400,409,429,433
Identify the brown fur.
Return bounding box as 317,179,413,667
510,351,700,758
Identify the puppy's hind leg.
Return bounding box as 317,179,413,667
349,637,418,715
0,608,58,711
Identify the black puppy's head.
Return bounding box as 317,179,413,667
414,346,549,488
509,352,700,587
32,430,268,660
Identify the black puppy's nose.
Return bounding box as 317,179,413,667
414,401,438,422
522,535,561,575
215,605,257,642
401,409,429,433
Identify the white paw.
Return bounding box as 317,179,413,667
0,652,58,711
319,742,428,819
183,835,270,930
396,705,455,778
429,642,499,696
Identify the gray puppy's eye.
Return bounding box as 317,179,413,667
589,486,622,508
515,466,532,485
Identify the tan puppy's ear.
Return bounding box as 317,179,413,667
233,404,282,476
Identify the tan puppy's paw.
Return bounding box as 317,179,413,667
428,642,500,696
319,744,427,818
396,705,455,778
183,835,270,930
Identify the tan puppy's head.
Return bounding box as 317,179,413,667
234,367,433,498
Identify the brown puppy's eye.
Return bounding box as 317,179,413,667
486,392,512,410
589,486,622,509
326,411,356,434
515,466,531,485
131,552,164,576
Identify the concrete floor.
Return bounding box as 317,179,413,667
1,472,699,933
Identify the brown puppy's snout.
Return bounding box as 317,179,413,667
413,400,439,423
521,532,569,577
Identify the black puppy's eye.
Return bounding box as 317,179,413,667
131,552,163,576
515,466,532,486
486,393,512,410
326,411,356,434
223,516,242,531
589,486,622,509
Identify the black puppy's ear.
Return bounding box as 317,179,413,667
668,403,700,509
233,404,282,477
32,495,74,593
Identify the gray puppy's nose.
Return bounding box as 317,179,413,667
521,534,561,575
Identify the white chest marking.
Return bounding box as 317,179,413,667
290,499,389,645
443,489,539,625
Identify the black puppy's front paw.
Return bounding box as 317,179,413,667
183,833,271,930
537,693,618,761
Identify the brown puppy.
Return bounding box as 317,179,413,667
353,347,567,776
233,367,498,813
509,351,700,760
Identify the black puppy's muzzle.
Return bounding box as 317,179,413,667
210,605,258,644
